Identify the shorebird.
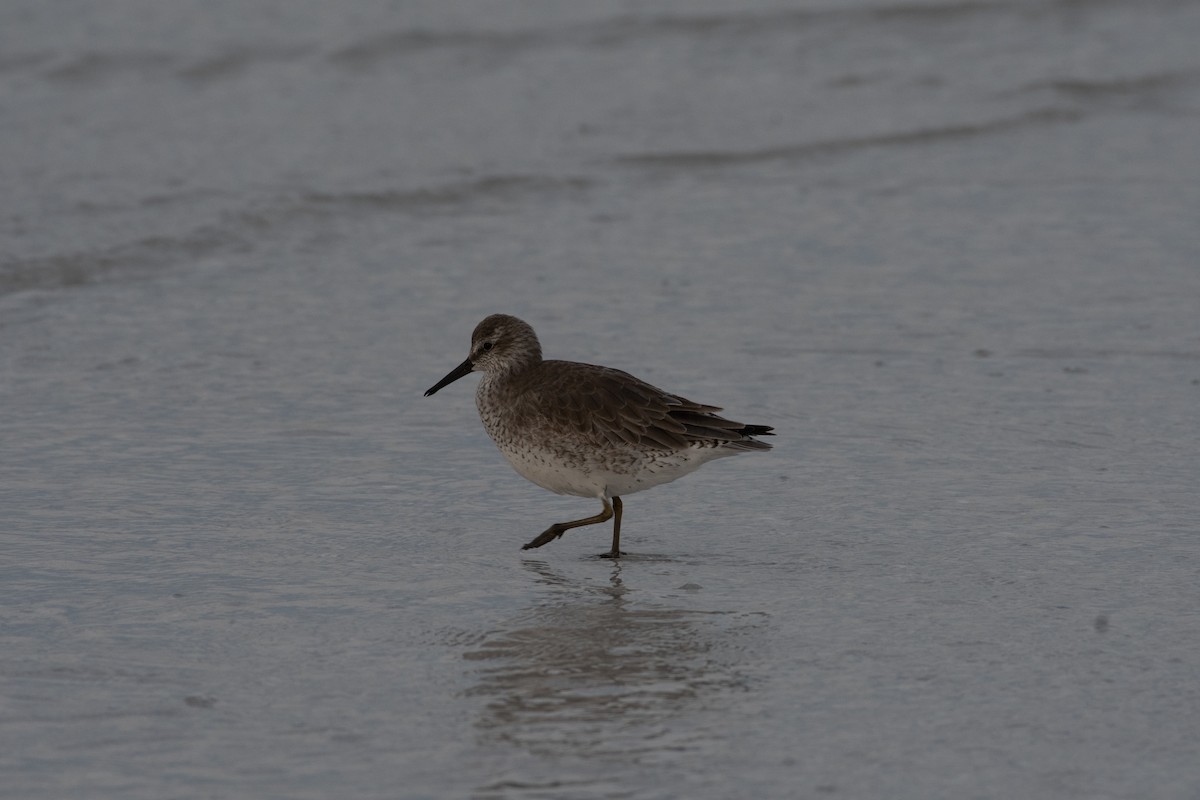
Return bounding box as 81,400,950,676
424,314,773,557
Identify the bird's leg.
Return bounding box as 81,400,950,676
599,496,624,559
522,498,614,550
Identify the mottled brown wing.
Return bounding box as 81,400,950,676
516,360,758,451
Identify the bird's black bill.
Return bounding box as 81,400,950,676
424,357,474,396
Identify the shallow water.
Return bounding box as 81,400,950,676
3,1,1200,798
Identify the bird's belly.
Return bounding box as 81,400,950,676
496,442,736,499
496,444,609,498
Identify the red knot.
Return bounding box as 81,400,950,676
425,314,773,557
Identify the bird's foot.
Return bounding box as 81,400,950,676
521,526,564,550
598,550,625,559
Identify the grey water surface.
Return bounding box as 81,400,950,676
3,1,1200,798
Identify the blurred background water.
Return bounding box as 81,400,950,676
2,1,1199,798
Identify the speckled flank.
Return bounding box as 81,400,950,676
426,314,773,554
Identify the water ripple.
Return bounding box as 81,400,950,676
0,175,593,296
614,107,1084,170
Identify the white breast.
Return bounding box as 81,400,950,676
497,441,738,500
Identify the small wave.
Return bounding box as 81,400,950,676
594,1,1004,39
0,175,592,296
296,175,594,215
614,107,1083,170
0,226,232,296
1041,73,1190,97
41,46,314,85
25,0,1191,87
177,45,312,83
1012,70,1200,113
328,28,542,69
45,50,176,82
323,1,1033,68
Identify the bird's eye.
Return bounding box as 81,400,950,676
482,341,494,352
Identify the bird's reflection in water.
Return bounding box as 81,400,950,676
464,559,756,762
